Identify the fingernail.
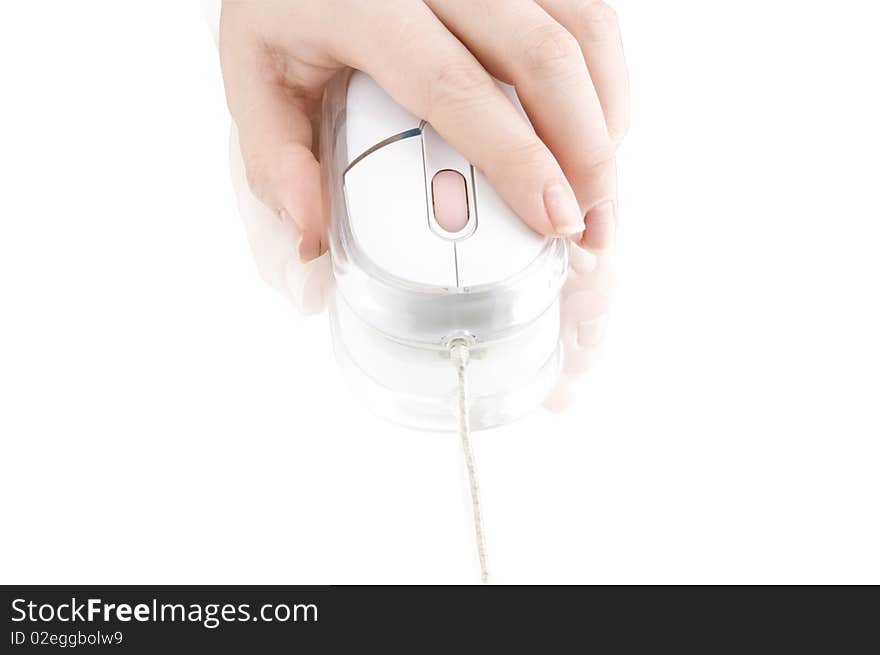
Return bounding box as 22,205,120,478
281,209,317,262
544,182,585,236
297,234,322,262
296,235,316,263
582,202,616,250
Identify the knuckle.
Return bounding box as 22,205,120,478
500,138,553,172
573,0,620,41
242,142,313,208
570,144,616,194
424,62,497,118
582,140,617,171
521,24,584,77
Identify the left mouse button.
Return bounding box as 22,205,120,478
345,72,422,164
343,137,457,287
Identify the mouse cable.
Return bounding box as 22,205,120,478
448,338,489,584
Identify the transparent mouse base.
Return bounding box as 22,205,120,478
329,291,562,432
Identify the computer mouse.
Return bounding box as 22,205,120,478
320,72,571,577
320,70,568,430
322,70,568,347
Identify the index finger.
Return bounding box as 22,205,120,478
335,2,585,237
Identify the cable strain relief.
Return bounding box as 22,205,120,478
447,337,472,369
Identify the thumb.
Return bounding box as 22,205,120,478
219,30,325,261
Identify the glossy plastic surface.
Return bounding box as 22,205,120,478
322,70,568,348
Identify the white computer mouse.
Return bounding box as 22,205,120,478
320,70,570,430
321,70,568,349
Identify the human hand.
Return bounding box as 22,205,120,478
544,245,615,411
227,124,333,314
219,0,629,261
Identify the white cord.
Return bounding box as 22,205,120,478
448,338,489,584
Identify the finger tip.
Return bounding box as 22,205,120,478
579,201,617,251
544,181,586,236
296,234,323,263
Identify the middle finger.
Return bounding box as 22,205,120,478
424,0,615,215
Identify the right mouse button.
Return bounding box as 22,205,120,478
455,168,547,287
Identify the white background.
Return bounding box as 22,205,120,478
1,1,878,584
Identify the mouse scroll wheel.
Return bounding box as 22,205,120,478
432,170,469,233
